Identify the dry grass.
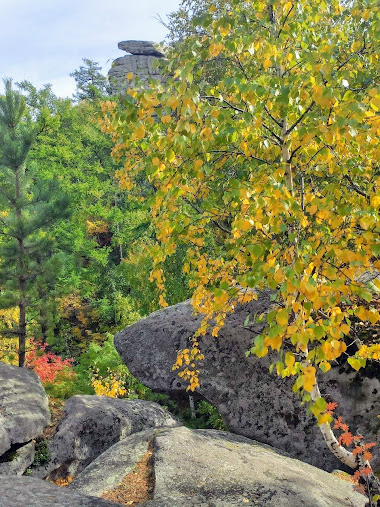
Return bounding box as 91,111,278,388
44,397,65,440
102,442,155,506
331,470,356,484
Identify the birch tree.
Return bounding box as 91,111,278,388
103,0,380,501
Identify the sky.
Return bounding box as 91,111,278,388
1,0,181,98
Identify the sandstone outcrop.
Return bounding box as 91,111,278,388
114,297,380,472
108,40,165,93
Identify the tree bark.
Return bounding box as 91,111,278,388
16,166,26,367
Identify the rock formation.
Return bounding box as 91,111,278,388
0,373,365,506
108,40,165,94
114,296,380,472
70,426,364,506
1,427,365,506
0,362,50,475
41,395,179,479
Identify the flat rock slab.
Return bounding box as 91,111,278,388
70,428,156,497
0,475,118,506
118,40,165,57
114,298,380,472
151,427,365,507
46,396,179,478
0,362,50,456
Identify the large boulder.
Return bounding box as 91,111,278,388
70,426,365,507
45,396,179,478
114,297,380,472
0,475,118,506
0,362,50,457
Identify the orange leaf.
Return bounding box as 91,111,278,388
339,431,354,446
326,402,338,414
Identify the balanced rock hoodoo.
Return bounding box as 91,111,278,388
108,40,165,94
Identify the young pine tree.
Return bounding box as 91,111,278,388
0,79,70,366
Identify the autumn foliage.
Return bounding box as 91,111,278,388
103,0,379,496
26,339,75,384
103,0,379,397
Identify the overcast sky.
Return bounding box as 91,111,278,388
1,0,181,98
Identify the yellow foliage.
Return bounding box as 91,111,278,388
91,369,127,398
103,0,380,410
0,308,20,365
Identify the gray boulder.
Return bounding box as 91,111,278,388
114,297,380,472
45,396,179,478
71,426,365,507
69,428,157,497
0,441,35,475
150,427,365,507
0,475,117,506
0,362,50,457
118,40,165,57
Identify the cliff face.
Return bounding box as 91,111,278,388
108,40,165,93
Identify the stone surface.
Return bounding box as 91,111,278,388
150,427,365,507
45,396,179,478
0,475,118,506
70,427,365,507
0,362,50,456
108,40,165,93
114,297,380,472
70,428,156,496
118,40,165,57
0,441,35,475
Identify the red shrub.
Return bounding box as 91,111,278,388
26,339,74,383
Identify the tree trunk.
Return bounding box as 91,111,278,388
18,288,26,367
16,166,26,367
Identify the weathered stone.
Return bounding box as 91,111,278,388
0,475,118,506
114,297,380,472
108,40,165,94
68,426,365,506
69,428,157,497
0,441,35,475
45,396,179,478
0,362,50,457
118,40,165,57
150,426,365,507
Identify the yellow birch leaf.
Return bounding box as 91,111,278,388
276,308,288,327
263,58,271,70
